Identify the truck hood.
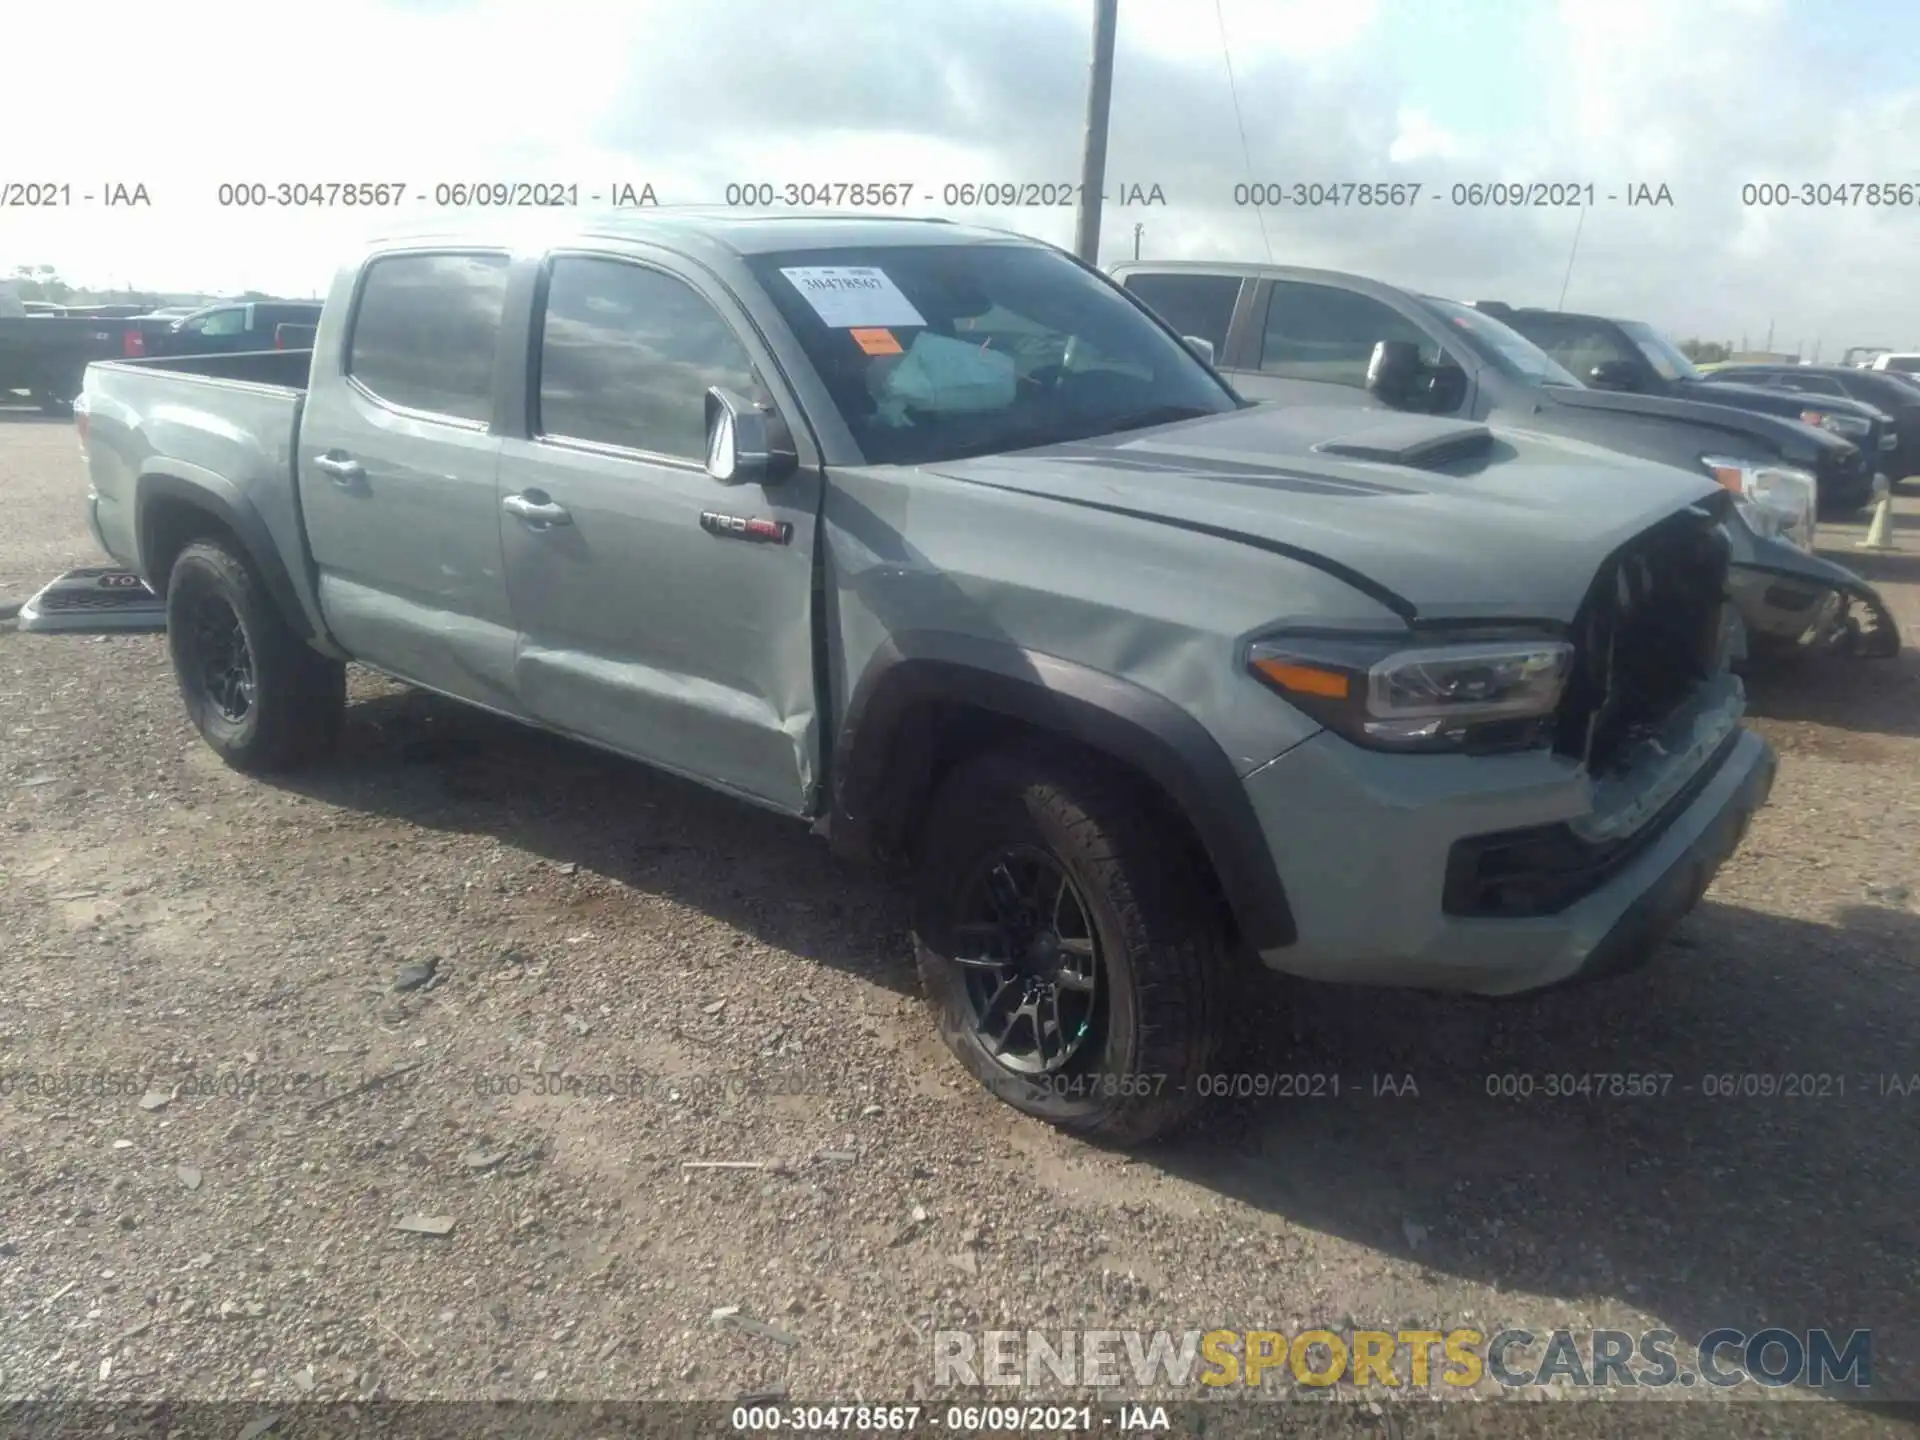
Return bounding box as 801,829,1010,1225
1538,382,1857,461
925,405,1722,624
1682,376,1886,422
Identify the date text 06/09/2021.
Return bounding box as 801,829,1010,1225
1229,181,1675,208
211,181,661,208
721,182,1168,208
1,181,150,207
728,1403,1170,1433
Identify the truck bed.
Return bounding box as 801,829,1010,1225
71,352,328,639
103,348,313,389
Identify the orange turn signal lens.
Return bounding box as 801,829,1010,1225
1251,657,1350,699
1705,464,1745,493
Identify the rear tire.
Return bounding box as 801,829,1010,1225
166,539,344,773
912,743,1227,1147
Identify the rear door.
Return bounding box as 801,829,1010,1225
495,248,823,815
297,249,524,714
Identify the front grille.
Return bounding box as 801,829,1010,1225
1553,496,1732,778
36,584,162,613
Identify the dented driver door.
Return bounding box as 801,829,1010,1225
495,248,823,815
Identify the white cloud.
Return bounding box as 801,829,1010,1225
1067,0,1383,64
1,0,1914,351
1387,108,1467,165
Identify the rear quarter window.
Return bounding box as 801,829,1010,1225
346,252,511,423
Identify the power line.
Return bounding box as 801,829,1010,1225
1214,0,1273,264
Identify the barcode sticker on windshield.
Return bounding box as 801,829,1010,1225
779,266,926,329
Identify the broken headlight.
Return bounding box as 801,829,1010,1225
1703,456,1817,551
1248,632,1574,753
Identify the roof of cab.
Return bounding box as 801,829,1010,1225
361,208,1035,258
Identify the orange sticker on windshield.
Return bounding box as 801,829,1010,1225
850,327,903,356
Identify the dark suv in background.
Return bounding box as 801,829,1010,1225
1478,304,1894,514
1705,363,1920,484
146,300,325,358
1109,262,1870,538
1109,260,1900,661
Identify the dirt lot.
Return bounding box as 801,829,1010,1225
2,407,1918,1432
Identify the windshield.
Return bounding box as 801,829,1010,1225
1423,298,1584,386
1618,320,1702,382
743,243,1240,466
1883,355,1920,374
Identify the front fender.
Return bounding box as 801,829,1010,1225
830,630,1300,951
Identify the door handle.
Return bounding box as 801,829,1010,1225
502,491,573,527
312,453,365,486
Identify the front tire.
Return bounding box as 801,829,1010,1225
913,744,1227,1146
166,539,344,773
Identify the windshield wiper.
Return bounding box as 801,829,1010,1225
1102,404,1219,435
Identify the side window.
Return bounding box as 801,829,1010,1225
346,252,511,424
537,256,758,458
1519,318,1637,380
1786,375,1846,397
1259,282,1440,387
181,309,236,337
1120,273,1241,354
1841,377,1908,408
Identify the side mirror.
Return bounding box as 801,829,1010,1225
1182,335,1216,366
1365,339,1424,408
704,387,796,486
1588,360,1640,391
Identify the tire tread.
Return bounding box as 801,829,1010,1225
914,741,1227,1146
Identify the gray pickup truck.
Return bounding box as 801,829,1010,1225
60,212,1777,1144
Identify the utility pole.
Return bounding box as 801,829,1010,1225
1555,205,1585,311
1073,0,1120,264
1133,222,1143,260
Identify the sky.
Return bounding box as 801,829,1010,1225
2,0,1915,354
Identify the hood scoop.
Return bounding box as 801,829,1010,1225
1314,414,1495,471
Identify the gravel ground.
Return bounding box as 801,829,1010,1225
2,405,1918,1435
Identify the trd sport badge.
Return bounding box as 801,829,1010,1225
700,511,793,545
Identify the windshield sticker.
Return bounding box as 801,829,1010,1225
780,266,927,329
849,327,904,356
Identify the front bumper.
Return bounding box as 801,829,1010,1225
1817,450,1878,514
1725,514,1902,660
1244,722,1776,996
